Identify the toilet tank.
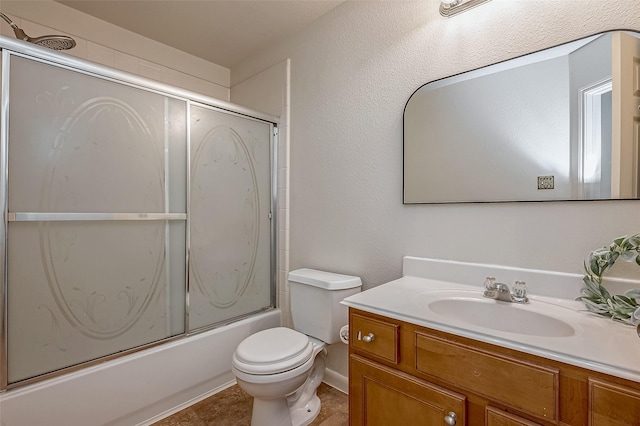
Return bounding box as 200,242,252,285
288,268,362,344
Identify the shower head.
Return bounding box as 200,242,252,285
0,12,76,50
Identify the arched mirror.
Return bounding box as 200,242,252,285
404,30,640,204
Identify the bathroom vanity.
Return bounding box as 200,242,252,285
342,258,640,426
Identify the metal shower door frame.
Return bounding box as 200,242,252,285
0,36,279,390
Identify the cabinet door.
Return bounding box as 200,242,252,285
350,354,465,426
589,378,640,426
486,406,542,426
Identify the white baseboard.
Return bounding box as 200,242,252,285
137,380,237,426
140,369,347,426
323,368,348,394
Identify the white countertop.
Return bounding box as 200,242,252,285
341,275,640,384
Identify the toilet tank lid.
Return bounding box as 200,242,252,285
288,268,362,290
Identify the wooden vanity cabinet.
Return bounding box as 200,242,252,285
588,378,640,425
348,308,640,426
485,406,542,426
350,354,466,426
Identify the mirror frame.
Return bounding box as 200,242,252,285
403,29,640,205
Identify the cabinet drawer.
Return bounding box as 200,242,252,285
350,354,465,426
589,378,640,426
415,332,558,422
486,406,542,426
351,313,400,364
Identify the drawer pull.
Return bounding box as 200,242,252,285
362,333,375,343
444,411,457,425
351,313,399,362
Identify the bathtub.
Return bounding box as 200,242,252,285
0,309,281,426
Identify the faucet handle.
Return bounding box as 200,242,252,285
512,280,529,303
513,281,527,297
484,276,496,290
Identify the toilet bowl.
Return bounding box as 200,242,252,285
232,328,327,426
231,269,362,426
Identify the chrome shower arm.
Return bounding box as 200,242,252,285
0,11,75,50
1,12,30,41
0,12,19,28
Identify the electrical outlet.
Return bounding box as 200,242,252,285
538,175,554,190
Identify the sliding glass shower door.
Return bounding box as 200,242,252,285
1,50,275,388
5,55,187,384
189,105,273,330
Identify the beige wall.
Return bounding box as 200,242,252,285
231,0,640,377
232,0,640,286
0,0,230,100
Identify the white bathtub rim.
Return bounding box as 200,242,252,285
0,309,282,426
1,309,280,398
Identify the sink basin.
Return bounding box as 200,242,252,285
418,290,575,337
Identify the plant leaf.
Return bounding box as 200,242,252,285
625,288,640,300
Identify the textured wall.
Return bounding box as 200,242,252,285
0,1,230,100
232,0,640,292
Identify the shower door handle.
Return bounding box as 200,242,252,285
8,212,187,221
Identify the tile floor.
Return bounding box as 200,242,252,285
152,383,348,426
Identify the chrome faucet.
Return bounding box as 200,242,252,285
483,277,529,303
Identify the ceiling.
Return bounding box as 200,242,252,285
58,0,343,68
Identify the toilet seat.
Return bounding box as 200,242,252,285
233,327,313,375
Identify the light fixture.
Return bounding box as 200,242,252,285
440,0,491,17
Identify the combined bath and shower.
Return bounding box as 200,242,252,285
0,11,76,50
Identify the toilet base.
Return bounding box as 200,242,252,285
251,397,293,426
243,349,326,426
289,394,321,426
286,349,325,425
249,393,321,426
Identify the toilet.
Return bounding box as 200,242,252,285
232,268,362,426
